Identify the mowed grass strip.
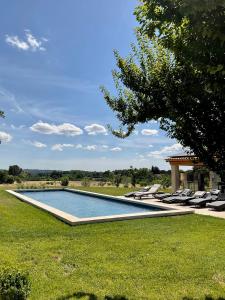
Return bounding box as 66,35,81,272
1,187,225,299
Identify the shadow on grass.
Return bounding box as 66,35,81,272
56,291,128,300
183,297,225,300
57,292,225,300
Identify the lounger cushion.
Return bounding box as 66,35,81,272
208,201,225,208
189,196,214,206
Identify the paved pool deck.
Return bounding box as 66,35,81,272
131,196,225,219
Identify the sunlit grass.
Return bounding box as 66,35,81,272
0,186,225,299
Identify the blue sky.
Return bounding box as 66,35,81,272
0,0,182,171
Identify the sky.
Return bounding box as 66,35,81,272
0,0,184,171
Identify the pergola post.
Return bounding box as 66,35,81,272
180,172,188,188
171,164,180,192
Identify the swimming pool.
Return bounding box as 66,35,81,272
7,188,193,225
19,190,163,218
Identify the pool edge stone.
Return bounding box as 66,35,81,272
6,188,194,226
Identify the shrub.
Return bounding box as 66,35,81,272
6,175,14,184
61,177,69,186
0,269,31,299
121,176,130,188
114,175,122,188
161,174,171,188
138,180,150,187
98,181,106,187
0,171,7,184
15,177,22,184
81,177,90,187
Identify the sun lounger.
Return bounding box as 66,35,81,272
134,184,161,199
174,191,206,204
207,193,225,211
124,186,150,198
210,189,220,196
207,201,225,211
155,189,183,200
189,192,218,207
163,189,192,203
189,189,220,207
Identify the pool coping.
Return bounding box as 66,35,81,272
6,188,194,225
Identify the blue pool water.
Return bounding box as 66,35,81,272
19,190,164,218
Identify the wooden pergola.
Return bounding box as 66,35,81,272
166,154,219,192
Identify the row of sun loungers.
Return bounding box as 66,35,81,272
124,184,162,199
124,186,225,211
157,188,222,209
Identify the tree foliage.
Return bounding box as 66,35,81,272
101,0,225,181
8,165,22,176
135,0,225,75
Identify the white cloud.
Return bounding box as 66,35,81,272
148,143,183,159
51,143,74,152
0,131,12,143
84,123,107,135
30,121,83,136
85,145,97,151
31,141,47,148
75,144,83,149
5,35,29,50
25,30,46,51
62,144,74,148
102,145,109,149
10,124,25,130
110,147,122,152
150,120,158,124
5,30,47,52
141,129,158,136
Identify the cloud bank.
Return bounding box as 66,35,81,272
0,131,12,143
141,129,158,136
84,123,107,135
5,29,47,52
30,121,83,136
31,141,47,148
148,143,183,158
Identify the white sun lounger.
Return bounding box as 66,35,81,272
134,184,161,199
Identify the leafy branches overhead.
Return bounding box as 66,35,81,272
101,0,225,179
135,0,225,75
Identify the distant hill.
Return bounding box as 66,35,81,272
24,169,57,175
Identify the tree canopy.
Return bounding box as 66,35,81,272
8,165,22,176
101,0,225,182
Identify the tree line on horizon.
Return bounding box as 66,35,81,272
0,164,171,187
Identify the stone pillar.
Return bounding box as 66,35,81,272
209,171,220,189
180,172,188,189
171,164,180,192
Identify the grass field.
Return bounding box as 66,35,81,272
1,186,225,299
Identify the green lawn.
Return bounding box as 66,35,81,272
1,187,225,299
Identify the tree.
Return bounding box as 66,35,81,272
8,165,22,176
0,171,7,184
129,166,137,187
50,170,62,180
114,174,122,188
101,0,225,190
61,177,69,186
151,166,160,175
